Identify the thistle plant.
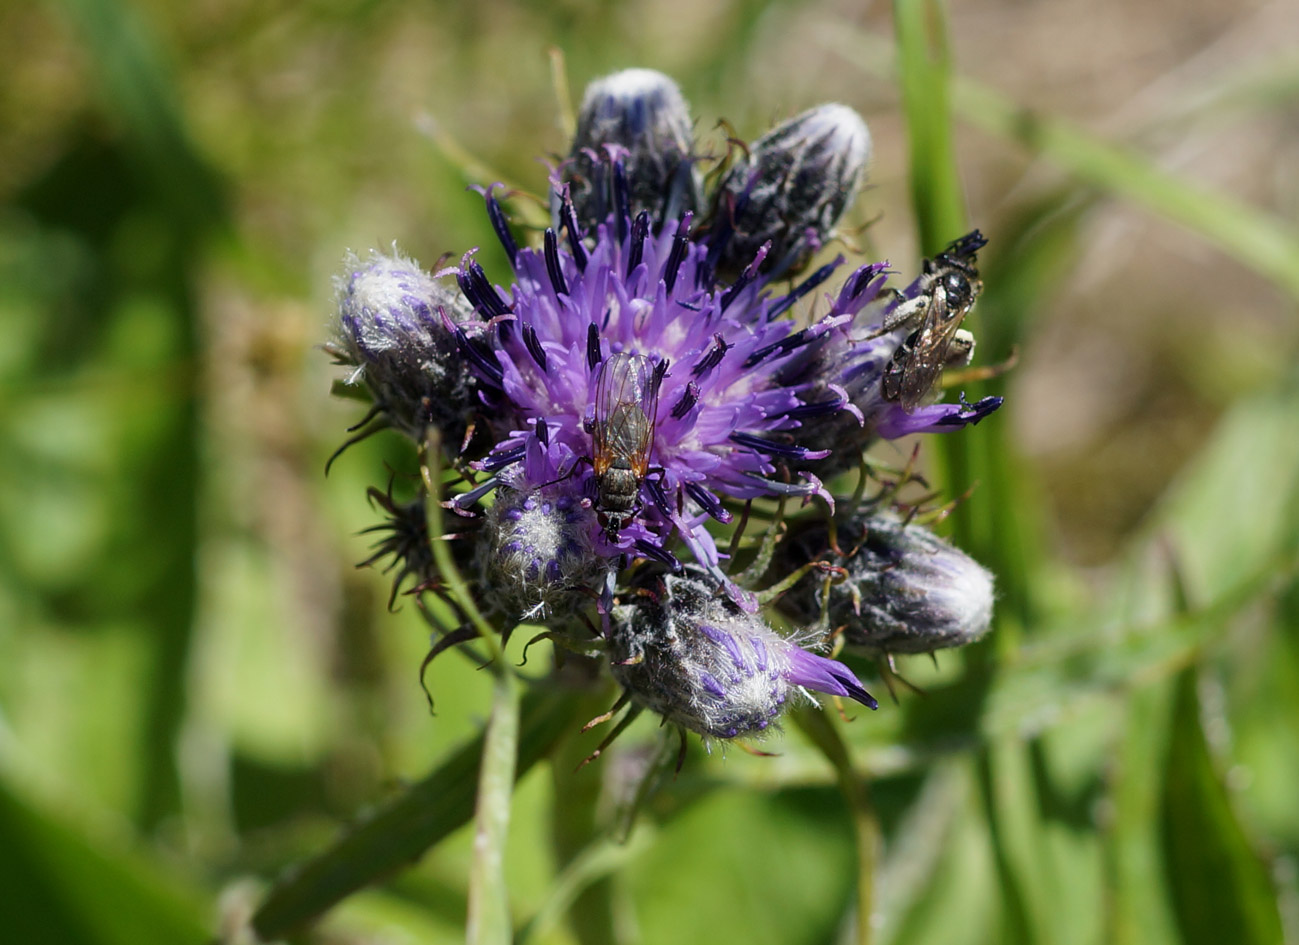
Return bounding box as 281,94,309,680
327,68,1000,776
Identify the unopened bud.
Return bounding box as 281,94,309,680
714,103,871,279
479,483,609,622
564,69,701,230
332,249,475,442
779,513,994,656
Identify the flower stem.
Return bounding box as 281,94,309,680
421,431,503,661
466,669,521,945
549,681,627,945
420,433,520,944
795,706,878,945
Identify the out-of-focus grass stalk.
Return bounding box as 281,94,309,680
953,80,1299,303
56,0,227,835
549,47,577,142
893,0,978,554
422,435,519,945
414,114,551,230
795,706,879,945
893,0,968,254
894,11,1059,939
421,435,502,656
517,829,652,945
829,24,1299,303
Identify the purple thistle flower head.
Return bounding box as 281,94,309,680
778,511,995,656
609,567,876,739
332,248,477,443
329,71,1007,734
460,182,866,605
452,148,1005,608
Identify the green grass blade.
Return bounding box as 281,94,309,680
893,0,984,557
1160,669,1285,945
893,0,968,255
516,829,653,945
56,0,225,234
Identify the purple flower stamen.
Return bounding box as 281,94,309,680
691,334,731,377
626,210,650,278
663,214,692,294
481,445,526,471
457,258,512,320
454,327,503,385
769,258,842,318
586,323,602,370
718,242,769,312
644,476,674,519
612,158,631,241
685,482,732,524
543,228,569,297
559,191,589,271
522,323,548,371
482,185,519,264
730,432,828,460
670,382,699,419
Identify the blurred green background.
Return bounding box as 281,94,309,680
2,0,1298,943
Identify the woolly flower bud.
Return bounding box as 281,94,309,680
715,103,871,279
479,483,609,622
333,249,475,442
565,68,701,230
609,568,876,740
779,513,994,656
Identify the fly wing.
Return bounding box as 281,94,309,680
593,352,658,474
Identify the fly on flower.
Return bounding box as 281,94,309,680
592,352,662,541
876,231,986,411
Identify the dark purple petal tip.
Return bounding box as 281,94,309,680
784,649,878,709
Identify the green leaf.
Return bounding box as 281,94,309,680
1104,681,1181,945
1154,373,1299,604
1160,669,1284,945
0,778,210,945
628,786,856,945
